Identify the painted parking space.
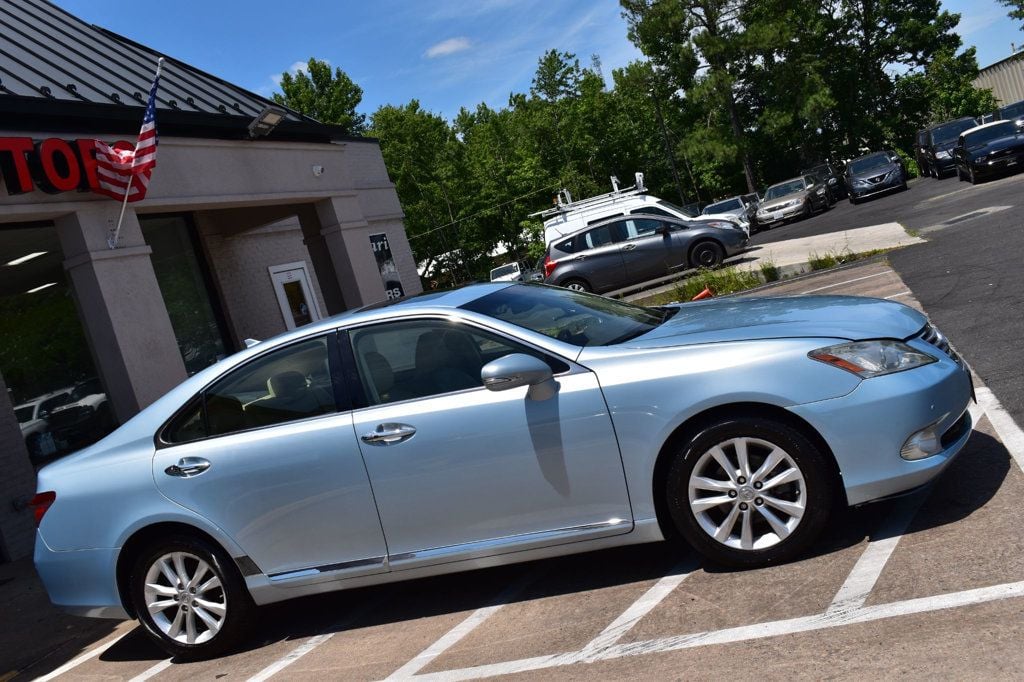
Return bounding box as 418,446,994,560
21,260,1024,681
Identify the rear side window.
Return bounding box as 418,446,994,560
623,218,662,238
162,337,338,444
580,223,625,249
552,237,577,255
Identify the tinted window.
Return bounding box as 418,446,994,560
847,153,891,174
704,198,742,214
1001,101,1024,119
462,284,666,347
552,237,577,255
623,218,662,238
931,119,977,145
350,320,564,406
580,223,625,249
164,337,337,443
14,405,34,422
963,122,1016,148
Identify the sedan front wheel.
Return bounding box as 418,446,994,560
666,417,834,568
131,535,255,659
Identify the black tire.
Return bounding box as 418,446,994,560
969,167,978,185
130,534,255,660
848,196,859,205
560,278,590,293
25,433,44,461
689,241,725,269
665,416,835,568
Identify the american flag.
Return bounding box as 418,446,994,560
92,60,162,202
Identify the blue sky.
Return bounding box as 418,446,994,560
53,0,1021,122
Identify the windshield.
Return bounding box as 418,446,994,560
14,405,35,423
490,263,519,279
964,122,1016,148
653,200,696,218
764,180,805,200
931,119,977,145
1002,102,1024,120
802,164,829,177
703,198,742,214
461,283,666,347
848,152,891,174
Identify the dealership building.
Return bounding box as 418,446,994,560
0,0,421,561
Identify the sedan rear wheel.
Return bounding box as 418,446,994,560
666,417,834,568
131,536,254,659
562,278,590,293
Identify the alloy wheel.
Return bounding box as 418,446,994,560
687,436,806,551
143,551,227,645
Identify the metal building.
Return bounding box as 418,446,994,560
975,50,1024,105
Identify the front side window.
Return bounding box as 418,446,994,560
623,218,662,239
163,337,336,444
350,320,565,406
581,223,625,249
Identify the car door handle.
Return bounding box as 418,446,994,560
621,243,637,251
164,457,211,478
572,255,586,261
361,423,417,445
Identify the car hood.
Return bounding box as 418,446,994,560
848,162,900,180
759,192,808,211
968,135,1024,158
627,295,927,348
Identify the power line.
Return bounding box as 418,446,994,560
409,183,561,240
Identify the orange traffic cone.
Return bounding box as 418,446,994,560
691,286,714,301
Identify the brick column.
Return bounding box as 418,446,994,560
55,205,187,423
0,372,37,561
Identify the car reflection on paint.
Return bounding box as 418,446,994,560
32,283,973,659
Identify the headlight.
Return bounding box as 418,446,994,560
936,150,951,159
703,220,743,231
808,340,937,378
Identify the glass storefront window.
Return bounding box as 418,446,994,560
140,215,231,376
0,222,115,464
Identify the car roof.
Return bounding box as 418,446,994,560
929,116,977,131
849,150,890,161
767,176,806,189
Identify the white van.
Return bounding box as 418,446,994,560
536,174,748,246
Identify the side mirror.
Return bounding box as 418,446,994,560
481,353,557,401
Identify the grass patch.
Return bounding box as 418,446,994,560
759,258,780,282
637,266,761,306
808,247,888,271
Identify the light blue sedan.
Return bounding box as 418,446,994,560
31,283,973,658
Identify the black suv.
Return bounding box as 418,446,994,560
800,162,847,201
920,117,979,178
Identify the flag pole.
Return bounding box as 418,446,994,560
108,57,164,250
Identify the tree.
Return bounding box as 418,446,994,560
272,58,366,135
998,0,1024,28
894,47,997,127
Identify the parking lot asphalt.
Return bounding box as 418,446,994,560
8,259,1024,681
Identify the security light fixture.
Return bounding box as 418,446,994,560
6,251,47,266
248,105,288,138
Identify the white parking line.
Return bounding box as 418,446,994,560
33,631,130,681
247,598,383,682
974,385,1024,474
800,271,891,294
826,494,926,614
384,569,541,680
128,658,173,682
883,290,912,299
412,581,1024,680
578,560,696,658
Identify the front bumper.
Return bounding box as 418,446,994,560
34,531,129,619
849,173,904,199
788,350,973,506
756,201,807,226
931,157,956,175
973,152,1024,178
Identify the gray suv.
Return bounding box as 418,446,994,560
542,214,748,293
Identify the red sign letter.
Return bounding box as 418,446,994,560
0,137,35,194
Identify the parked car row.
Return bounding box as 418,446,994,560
914,100,1024,180
14,378,113,463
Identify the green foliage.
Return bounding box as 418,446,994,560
998,0,1024,27
272,58,366,135
759,259,780,283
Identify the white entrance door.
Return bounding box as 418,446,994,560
269,262,322,330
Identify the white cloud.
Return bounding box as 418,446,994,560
425,37,473,59
957,7,1004,36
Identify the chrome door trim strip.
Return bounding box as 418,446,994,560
268,555,386,583
389,517,632,565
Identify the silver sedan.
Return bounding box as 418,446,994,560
32,283,973,658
